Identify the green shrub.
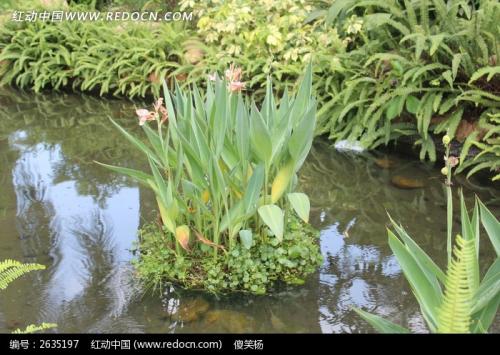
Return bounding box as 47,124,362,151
314,0,500,180
1,0,498,181
0,19,192,98
178,0,346,95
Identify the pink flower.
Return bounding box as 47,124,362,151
225,63,242,82
136,98,168,126
228,81,246,93
153,98,164,112
208,73,217,81
136,109,155,126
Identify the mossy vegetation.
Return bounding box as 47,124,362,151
135,215,322,294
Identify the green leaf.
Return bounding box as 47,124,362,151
287,193,310,223
353,308,410,333
388,216,446,284
385,98,400,120
478,199,500,257
288,104,316,169
388,230,441,331
250,107,272,165
239,229,253,250
406,95,420,114
471,268,500,314
242,164,265,214
271,160,295,203
471,259,500,332
94,162,152,186
258,205,284,242
442,70,454,88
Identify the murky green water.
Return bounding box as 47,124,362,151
0,88,498,333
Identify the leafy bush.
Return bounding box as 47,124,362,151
1,0,498,181
178,0,346,94
314,0,500,180
99,64,322,293
0,19,192,98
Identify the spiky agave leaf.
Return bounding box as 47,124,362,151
437,235,476,333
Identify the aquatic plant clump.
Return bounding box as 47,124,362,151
135,215,322,294
100,64,321,294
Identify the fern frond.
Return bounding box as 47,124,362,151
12,323,57,334
0,259,45,290
437,235,475,333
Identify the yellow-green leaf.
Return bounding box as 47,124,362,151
271,160,295,203
175,225,190,251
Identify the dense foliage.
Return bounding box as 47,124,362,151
5,2,494,168
0,19,191,98
313,0,500,181
0,0,498,181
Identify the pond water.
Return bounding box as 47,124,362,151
0,88,498,333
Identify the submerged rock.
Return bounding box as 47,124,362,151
173,297,210,323
391,176,425,189
375,157,396,169
203,310,256,333
270,311,286,332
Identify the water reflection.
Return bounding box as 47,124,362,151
0,87,498,333
5,122,142,332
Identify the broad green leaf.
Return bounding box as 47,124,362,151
471,272,500,314
471,294,500,333
288,104,316,169
239,229,253,250
250,106,272,165
478,199,500,257
388,216,446,284
258,205,284,242
471,259,499,332
406,95,420,114
156,196,176,234
385,98,400,120
353,308,410,333
242,164,264,214
287,193,310,223
388,230,441,332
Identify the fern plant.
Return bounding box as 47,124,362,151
314,0,500,180
0,259,57,334
0,259,45,290
0,17,192,99
12,323,58,334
